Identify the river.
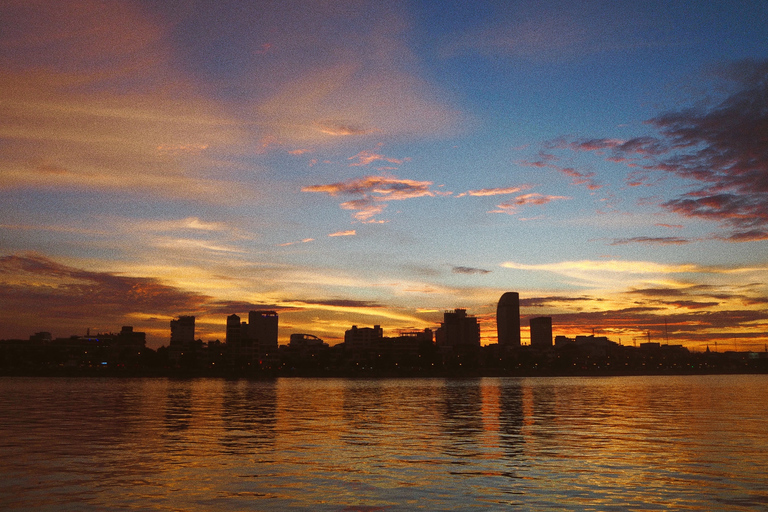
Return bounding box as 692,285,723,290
1,375,766,510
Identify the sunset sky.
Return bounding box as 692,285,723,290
1,0,767,350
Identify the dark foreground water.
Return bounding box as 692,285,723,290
1,375,766,511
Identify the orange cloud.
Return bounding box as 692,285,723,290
329,230,356,237
456,185,532,197
278,238,315,247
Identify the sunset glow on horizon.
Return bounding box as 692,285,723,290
1,0,766,351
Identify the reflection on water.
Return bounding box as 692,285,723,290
498,380,524,459
221,380,277,453
1,376,767,511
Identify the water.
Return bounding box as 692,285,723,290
1,376,766,511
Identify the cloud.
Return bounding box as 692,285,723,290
491,193,570,214
714,230,768,242
206,301,290,315
248,1,465,144
329,230,356,237
548,307,768,341
520,296,600,308
278,238,315,247
316,120,375,137
456,185,532,197
138,217,229,233
0,253,210,338
502,259,701,274
561,59,768,240
348,144,408,167
500,260,707,287
522,151,603,190
452,266,491,275
557,168,603,190
0,0,463,204
303,174,436,222
610,236,693,246
296,298,384,309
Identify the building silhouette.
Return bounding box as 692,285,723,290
289,333,328,350
345,325,384,353
249,310,279,354
497,292,521,348
226,311,279,367
171,316,195,344
436,309,480,349
169,316,195,363
530,317,553,349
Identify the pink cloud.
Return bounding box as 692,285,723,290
348,144,409,167
491,193,570,214
303,174,435,222
551,60,768,240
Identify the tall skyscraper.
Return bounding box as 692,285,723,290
530,316,553,349
248,310,278,353
497,292,521,348
226,313,242,348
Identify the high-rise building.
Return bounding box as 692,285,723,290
170,316,195,346
169,316,195,363
529,316,553,349
248,310,278,353
497,292,521,348
226,314,242,345
435,309,480,348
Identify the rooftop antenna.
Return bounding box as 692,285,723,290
664,318,669,345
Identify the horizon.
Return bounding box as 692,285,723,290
7,299,756,354
1,1,766,352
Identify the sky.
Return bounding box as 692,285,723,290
1,0,767,351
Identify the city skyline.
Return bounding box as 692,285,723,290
1,1,767,351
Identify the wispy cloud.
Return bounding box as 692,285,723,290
348,144,409,167
609,236,693,246
456,185,532,197
329,230,356,237
522,151,603,190
278,238,315,247
503,259,703,274
303,174,436,223
452,266,491,275
491,193,570,214
138,217,229,232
